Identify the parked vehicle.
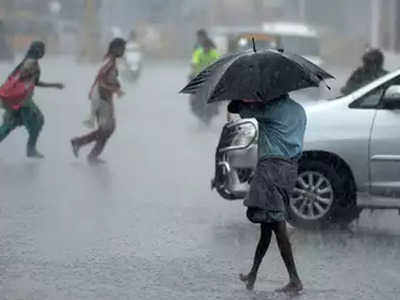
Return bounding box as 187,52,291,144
261,22,322,65
210,22,323,100
211,22,322,65
212,70,400,229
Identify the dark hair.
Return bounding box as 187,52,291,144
26,41,45,59
363,48,384,68
106,38,126,57
197,29,207,37
9,41,45,78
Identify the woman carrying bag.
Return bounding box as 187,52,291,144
0,41,64,158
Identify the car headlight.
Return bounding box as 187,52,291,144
238,37,249,47
231,123,256,147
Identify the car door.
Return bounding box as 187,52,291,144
370,83,400,198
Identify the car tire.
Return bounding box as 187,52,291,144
287,160,359,230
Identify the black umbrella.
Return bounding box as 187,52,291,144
180,45,334,103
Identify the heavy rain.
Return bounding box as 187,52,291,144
1,1,400,299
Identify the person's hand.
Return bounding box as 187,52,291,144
227,111,235,122
116,89,125,98
227,100,241,114
55,83,65,90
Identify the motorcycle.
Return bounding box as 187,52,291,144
121,41,142,81
211,118,258,199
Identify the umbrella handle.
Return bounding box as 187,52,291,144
318,75,332,90
252,37,257,53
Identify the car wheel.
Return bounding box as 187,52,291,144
287,160,358,229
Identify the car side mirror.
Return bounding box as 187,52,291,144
383,85,400,109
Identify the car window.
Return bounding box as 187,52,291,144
349,75,400,109
349,87,385,109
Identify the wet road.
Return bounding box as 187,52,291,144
0,57,400,300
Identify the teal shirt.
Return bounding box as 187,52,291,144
237,96,307,160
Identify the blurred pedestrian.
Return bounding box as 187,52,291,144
341,48,388,95
228,95,306,293
191,29,219,78
189,29,221,126
0,41,64,158
71,38,126,164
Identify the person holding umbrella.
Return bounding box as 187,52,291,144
181,44,334,293
228,96,305,293
70,38,126,164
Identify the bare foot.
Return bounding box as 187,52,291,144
87,157,106,165
27,149,45,159
239,273,256,290
275,281,303,294
70,139,79,158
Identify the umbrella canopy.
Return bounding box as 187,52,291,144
180,48,334,103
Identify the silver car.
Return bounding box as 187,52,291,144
212,70,400,229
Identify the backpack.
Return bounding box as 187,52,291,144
0,72,34,110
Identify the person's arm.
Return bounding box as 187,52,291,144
227,100,241,114
98,64,124,97
212,48,220,60
98,78,119,92
227,100,266,119
20,60,64,89
190,48,201,77
98,76,122,95
36,81,64,89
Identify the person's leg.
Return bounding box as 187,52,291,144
272,221,303,293
0,110,18,143
87,103,115,163
83,98,99,129
240,223,273,290
0,124,13,143
21,104,45,158
87,133,107,163
71,128,101,158
87,125,115,163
